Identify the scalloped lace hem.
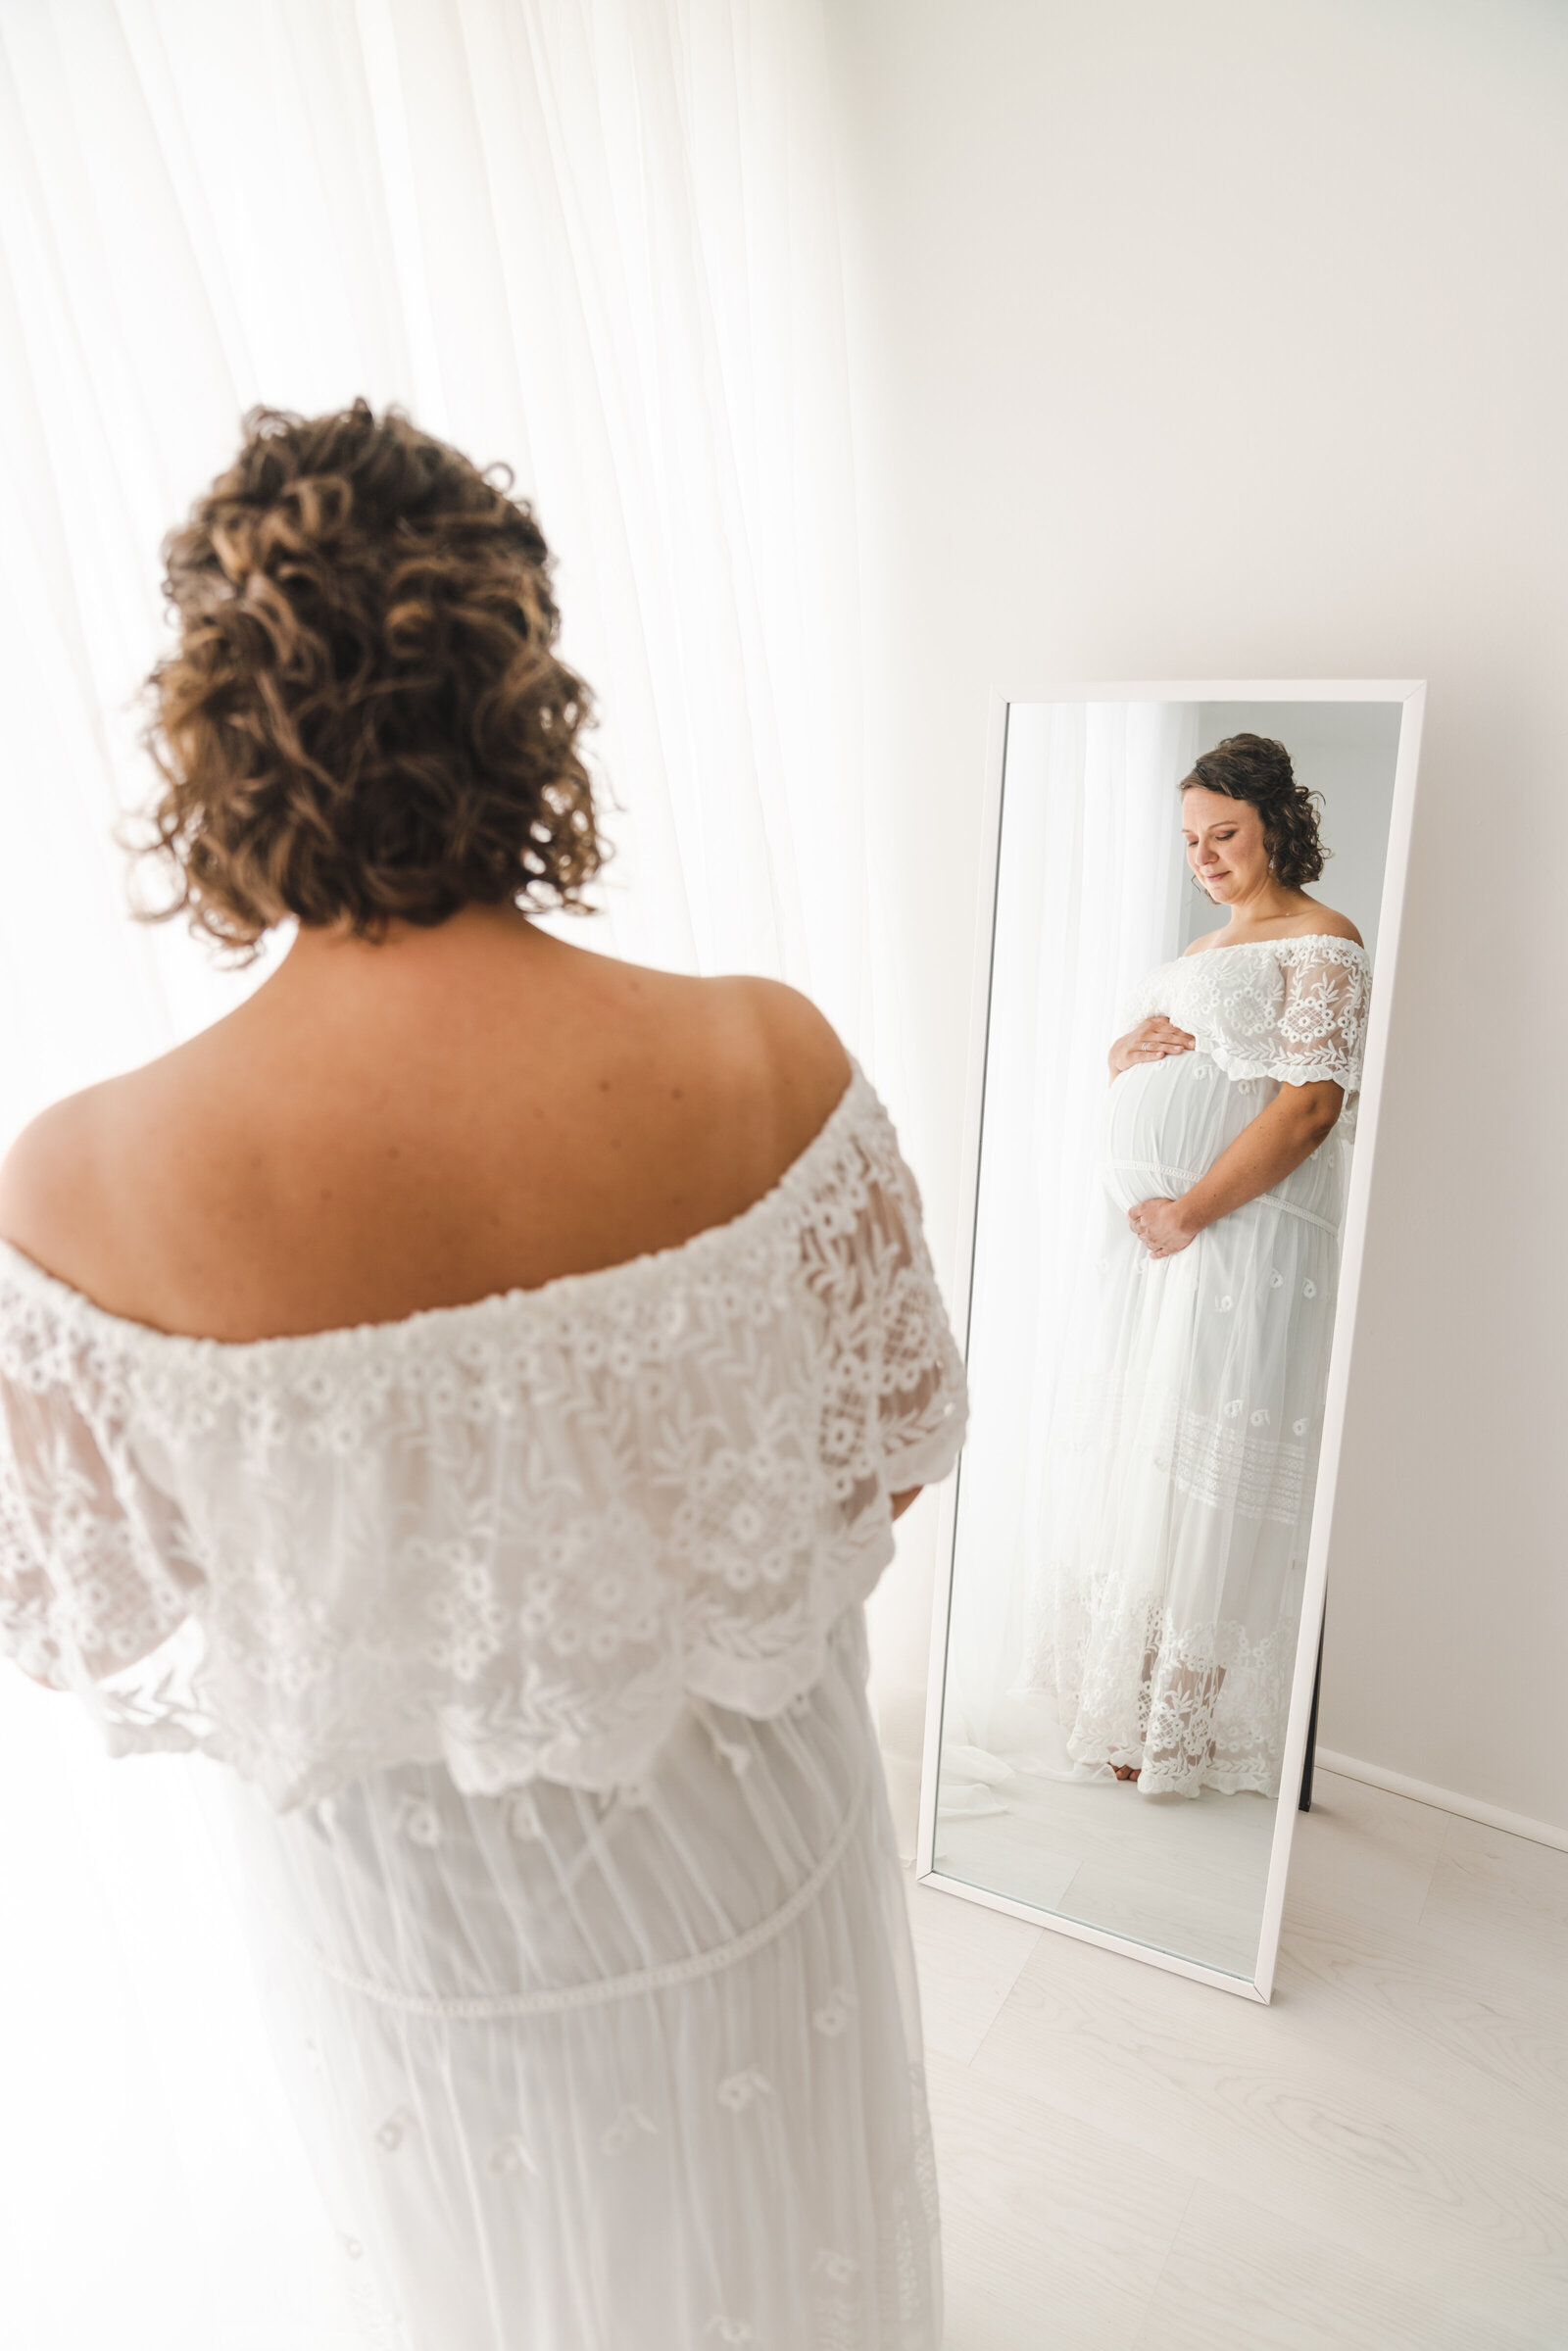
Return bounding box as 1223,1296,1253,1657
1031,1595,1296,1801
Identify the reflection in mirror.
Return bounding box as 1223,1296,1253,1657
929,693,1414,1990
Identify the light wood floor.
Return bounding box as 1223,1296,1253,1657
935,1764,1278,1979
907,1767,1568,2350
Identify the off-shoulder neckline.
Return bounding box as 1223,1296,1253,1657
0,1058,876,1361
1179,932,1369,962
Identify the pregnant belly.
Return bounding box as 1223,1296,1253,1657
1103,1051,1259,1214
1103,1052,1346,1228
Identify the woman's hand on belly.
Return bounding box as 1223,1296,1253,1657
1127,1195,1198,1258
1128,1079,1346,1255
1107,1016,1196,1081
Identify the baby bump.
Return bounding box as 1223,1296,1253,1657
1102,1052,1243,1210
1103,1052,1347,1228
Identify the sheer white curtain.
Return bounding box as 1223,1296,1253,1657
0,5,869,2341
0,0,870,1141
939,702,1198,1813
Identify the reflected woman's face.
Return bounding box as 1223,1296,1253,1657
1181,787,1270,904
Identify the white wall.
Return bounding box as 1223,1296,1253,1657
832,0,1568,1842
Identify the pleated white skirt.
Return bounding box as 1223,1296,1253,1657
207,1607,939,2351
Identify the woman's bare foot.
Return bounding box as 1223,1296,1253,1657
1111,1764,1142,1783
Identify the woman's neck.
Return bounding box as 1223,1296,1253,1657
1221,880,1311,931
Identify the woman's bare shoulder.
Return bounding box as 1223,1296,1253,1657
0,1044,205,1298
0,950,857,1327
701,973,855,1160
450,943,854,1220
0,1078,123,1285
1291,902,1364,947
599,956,851,1121
727,973,852,1087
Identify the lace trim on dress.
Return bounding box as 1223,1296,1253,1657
0,1061,969,1808
1043,1593,1298,1799
1122,934,1371,1136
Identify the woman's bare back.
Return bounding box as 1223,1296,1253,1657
0,906,852,1343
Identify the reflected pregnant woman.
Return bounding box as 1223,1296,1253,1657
1027,734,1370,1799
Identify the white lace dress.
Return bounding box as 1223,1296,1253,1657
0,1061,967,2351
1025,937,1370,1798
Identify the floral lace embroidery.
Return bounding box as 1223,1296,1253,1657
600,2106,658,2158
1041,1592,1298,1799
0,1066,967,1810
1123,936,1371,1137
716,2068,773,2113
809,2248,866,2351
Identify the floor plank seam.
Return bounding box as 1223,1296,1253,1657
1126,2175,1202,2347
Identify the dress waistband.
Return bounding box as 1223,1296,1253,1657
1106,1161,1343,1237
271,1775,869,2021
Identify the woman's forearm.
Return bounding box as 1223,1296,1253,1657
1177,1082,1344,1238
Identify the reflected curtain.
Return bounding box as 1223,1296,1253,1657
940,702,1199,1815
0,4,868,2341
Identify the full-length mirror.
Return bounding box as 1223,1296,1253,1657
919,682,1423,1998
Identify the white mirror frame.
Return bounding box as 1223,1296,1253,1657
915,677,1427,2002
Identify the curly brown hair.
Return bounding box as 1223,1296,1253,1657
134,399,604,953
1181,732,1328,889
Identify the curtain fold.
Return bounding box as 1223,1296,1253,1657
0,5,871,2340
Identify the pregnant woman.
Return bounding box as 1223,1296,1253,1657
0,404,967,2347
1027,734,1369,1800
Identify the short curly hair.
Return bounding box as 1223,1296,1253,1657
1181,732,1327,889
134,399,604,953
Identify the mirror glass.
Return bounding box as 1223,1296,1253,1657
929,694,1408,1986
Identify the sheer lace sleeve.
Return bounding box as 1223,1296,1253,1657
1274,939,1371,1094
810,1115,968,1509
0,1352,202,1706
1144,937,1372,1135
